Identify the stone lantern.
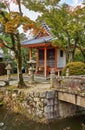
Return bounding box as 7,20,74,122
5,63,12,81
66,68,69,77
27,60,36,83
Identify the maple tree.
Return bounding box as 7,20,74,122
0,0,39,88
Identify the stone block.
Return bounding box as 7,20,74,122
40,92,47,98
29,92,34,97
44,106,54,113
28,109,32,114
34,97,40,102
45,112,54,119
12,93,17,98
46,91,55,99
77,96,85,108
43,99,47,106
34,92,40,97
36,101,43,108
54,105,57,111
54,98,58,105
36,109,43,116
47,99,54,106
58,92,75,104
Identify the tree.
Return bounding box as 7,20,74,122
70,5,85,61
76,5,85,62
22,0,60,13
35,2,85,62
0,0,39,88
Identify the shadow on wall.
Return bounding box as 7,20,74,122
0,63,6,75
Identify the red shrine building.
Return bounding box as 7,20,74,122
22,23,67,77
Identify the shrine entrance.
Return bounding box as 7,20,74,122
39,48,55,68
36,47,56,77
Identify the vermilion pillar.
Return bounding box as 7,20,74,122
29,48,32,60
44,46,47,77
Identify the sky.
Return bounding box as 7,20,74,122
9,0,83,21
10,4,40,21
59,0,83,6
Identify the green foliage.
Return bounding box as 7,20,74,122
21,48,29,67
23,0,60,12
62,62,85,76
74,49,84,62
37,3,85,62
0,3,6,9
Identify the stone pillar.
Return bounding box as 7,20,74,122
66,68,69,77
5,63,12,81
29,67,35,84
58,70,60,77
50,69,56,88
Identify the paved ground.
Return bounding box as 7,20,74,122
0,74,50,88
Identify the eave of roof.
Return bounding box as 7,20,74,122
21,36,53,46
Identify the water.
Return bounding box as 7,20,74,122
0,107,85,130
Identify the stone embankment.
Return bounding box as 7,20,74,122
3,85,82,123
1,75,85,123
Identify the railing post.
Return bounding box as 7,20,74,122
50,69,56,88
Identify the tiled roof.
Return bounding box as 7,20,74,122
21,36,52,45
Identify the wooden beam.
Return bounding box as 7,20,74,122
22,43,51,48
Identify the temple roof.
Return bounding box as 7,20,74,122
21,36,52,46
21,22,53,47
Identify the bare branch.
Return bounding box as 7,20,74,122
0,38,14,50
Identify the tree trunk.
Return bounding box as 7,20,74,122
15,33,26,88
66,31,71,63
78,46,85,63
15,55,26,88
72,37,79,61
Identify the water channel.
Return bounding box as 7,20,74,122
0,107,85,130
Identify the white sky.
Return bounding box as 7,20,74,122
59,0,83,6
10,3,41,21
9,0,83,21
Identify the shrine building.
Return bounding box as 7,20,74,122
22,23,67,77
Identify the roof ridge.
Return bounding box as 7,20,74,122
34,22,51,39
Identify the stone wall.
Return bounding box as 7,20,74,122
4,89,81,122
55,76,85,92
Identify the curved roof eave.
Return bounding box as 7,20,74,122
21,36,53,45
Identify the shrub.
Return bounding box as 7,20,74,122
62,62,85,76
